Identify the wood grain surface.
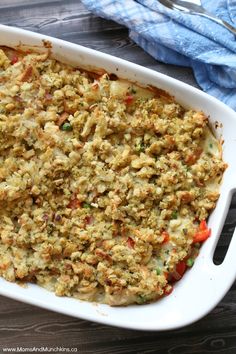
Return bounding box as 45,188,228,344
0,1,236,353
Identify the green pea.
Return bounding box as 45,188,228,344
61,122,72,131
171,211,178,219
186,258,194,267
136,142,145,153
82,202,91,208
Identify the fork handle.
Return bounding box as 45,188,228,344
199,11,236,35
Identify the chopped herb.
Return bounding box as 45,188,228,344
82,202,91,208
209,142,213,148
131,87,137,94
182,228,188,235
156,268,161,275
186,258,194,267
38,67,45,74
47,222,54,234
171,211,178,219
137,294,147,304
61,122,72,131
136,142,145,153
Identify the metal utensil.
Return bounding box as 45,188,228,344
158,0,236,35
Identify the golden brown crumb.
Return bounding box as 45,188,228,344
0,47,226,305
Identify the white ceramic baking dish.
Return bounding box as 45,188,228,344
0,24,236,331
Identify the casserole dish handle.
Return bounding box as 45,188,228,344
207,225,236,290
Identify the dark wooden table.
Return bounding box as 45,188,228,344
0,1,236,353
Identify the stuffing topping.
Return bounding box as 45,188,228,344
0,47,226,305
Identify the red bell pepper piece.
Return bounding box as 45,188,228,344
175,261,186,277
199,219,207,231
164,285,173,296
124,95,134,105
193,228,211,243
193,219,211,243
11,55,18,64
162,231,170,244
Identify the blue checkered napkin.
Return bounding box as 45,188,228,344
81,0,236,110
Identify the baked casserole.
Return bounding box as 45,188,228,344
0,47,227,305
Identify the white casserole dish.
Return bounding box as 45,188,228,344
0,24,236,331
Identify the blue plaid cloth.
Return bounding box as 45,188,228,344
81,0,236,110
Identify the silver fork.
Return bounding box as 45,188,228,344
158,0,236,35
